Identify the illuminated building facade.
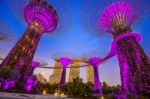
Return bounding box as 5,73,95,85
49,60,62,84
86,65,94,83
68,62,80,82
37,73,47,84
1,0,58,80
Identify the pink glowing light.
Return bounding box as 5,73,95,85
100,1,137,33
24,0,58,33
24,85,32,91
112,32,142,46
2,79,16,90
24,76,38,92
88,57,103,96
31,61,40,68
88,57,101,67
59,57,71,68
59,57,71,86
2,81,9,90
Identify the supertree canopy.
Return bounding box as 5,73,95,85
82,0,150,97
8,0,71,35
88,57,103,96
100,1,137,34
81,0,150,36
1,0,59,81
23,0,58,33
59,57,71,86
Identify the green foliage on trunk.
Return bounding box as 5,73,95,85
0,66,11,78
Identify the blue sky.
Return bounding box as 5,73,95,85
0,0,150,86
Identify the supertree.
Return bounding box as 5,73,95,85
88,57,103,96
59,57,71,86
81,44,116,96
82,0,150,97
1,0,59,80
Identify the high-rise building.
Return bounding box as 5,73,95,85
68,61,80,82
49,60,62,84
86,65,94,83
37,73,47,84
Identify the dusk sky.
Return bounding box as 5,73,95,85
0,0,150,86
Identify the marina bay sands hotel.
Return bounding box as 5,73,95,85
49,58,94,84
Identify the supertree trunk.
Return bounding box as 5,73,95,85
1,25,42,80
59,68,66,86
115,32,150,96
93,66,103,96
24,66,34,76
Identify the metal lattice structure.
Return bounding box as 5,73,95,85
8,0,71,36
88,57,103,96
82,0,150,97
1,0,58,80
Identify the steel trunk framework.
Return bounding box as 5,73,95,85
1,0,58,80
99,1,150,97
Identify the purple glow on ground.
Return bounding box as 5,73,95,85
24,76,38,92
2,81,9,90
2,79,16,90
24,85,32,92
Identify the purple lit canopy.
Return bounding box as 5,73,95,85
88,57,101,67
100,1,136,33
24,0,58,33
7,0,72,35
59,57,71,68
81,0,150,35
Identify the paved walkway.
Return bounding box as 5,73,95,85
0,92,73,99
